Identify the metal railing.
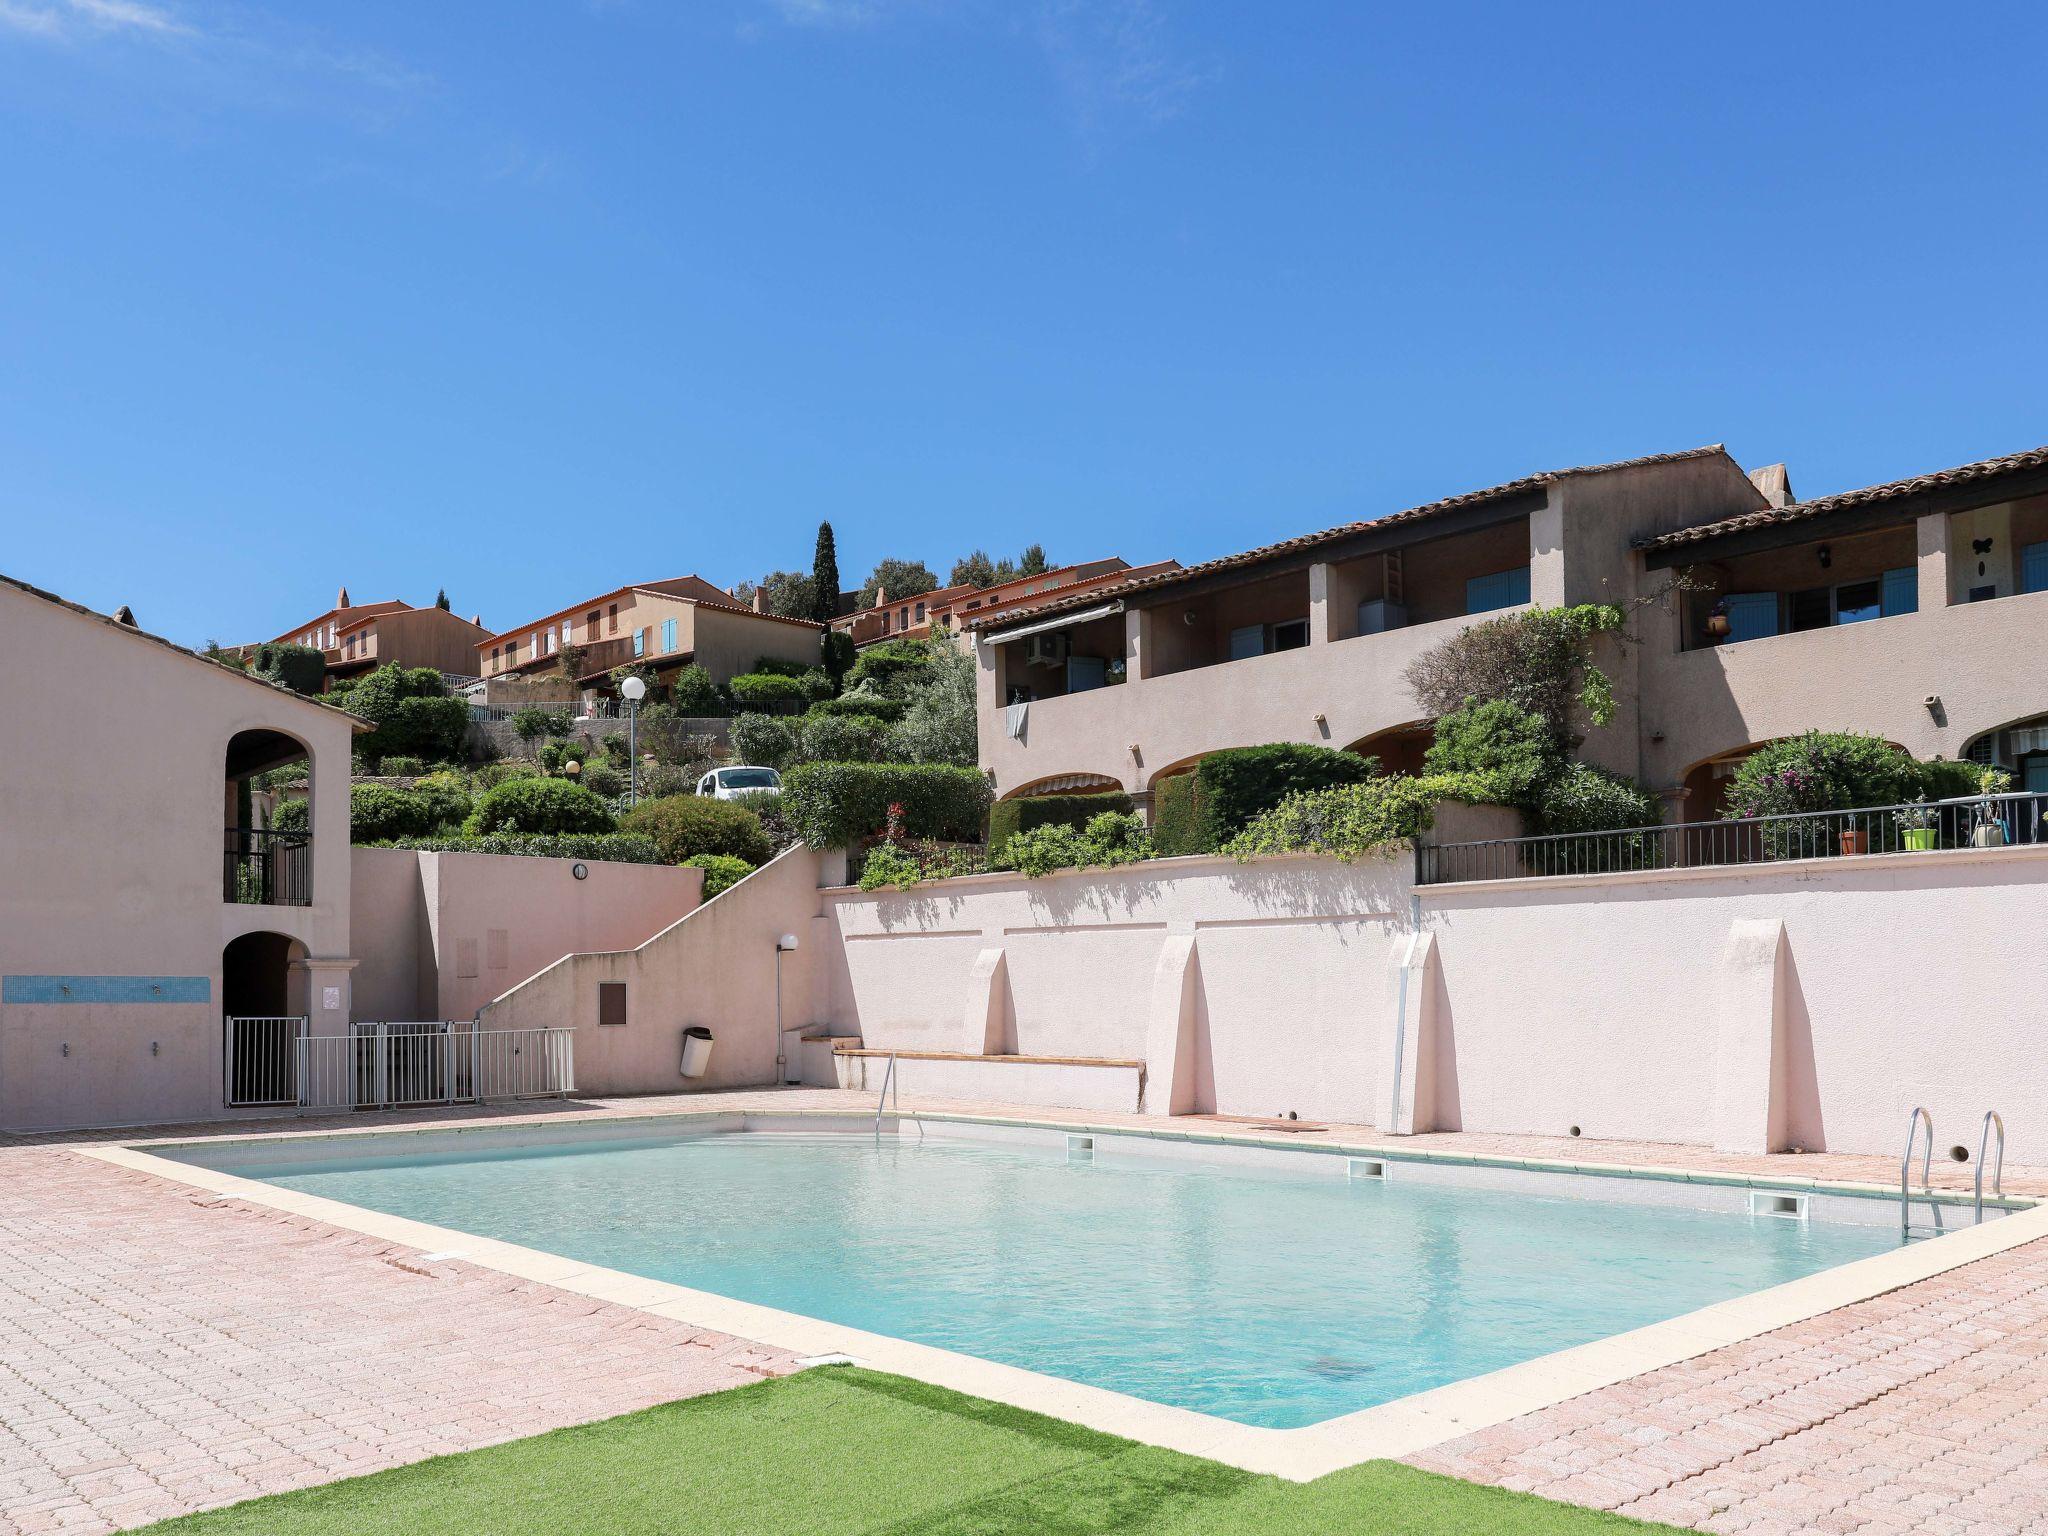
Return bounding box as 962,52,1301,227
224,828,312,906
226,1016,305,1107
1417,791,2048,886
275,1024,575,1113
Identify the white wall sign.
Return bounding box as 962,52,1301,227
322,986,341,1011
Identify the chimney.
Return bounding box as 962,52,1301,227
470,613,483,626
336,584,352,609
875,586,888,608
113,605,137,628
753,589,767,613
1747,464,1794,509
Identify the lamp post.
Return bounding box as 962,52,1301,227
774,932,799,1086
619,674,647,805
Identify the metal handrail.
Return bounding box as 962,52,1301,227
1976,1110,2006,1224
1419,790,2048,886
1901,1106,1934,1238
873,1052,899,1143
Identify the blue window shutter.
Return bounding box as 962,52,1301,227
2023,541,2048,595
1465,572,1504,613
1228,624,1265,661
1505,565,1531,604
1722,593,1779,643
1881,567,1918,616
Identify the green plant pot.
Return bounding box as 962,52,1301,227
1902,827,1937,851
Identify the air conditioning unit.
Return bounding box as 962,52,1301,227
1025,631,1070,668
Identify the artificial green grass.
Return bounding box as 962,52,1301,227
131,1368,1678,1535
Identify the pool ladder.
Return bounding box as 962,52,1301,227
872,1052,899,1143
1900,1107,2007,1237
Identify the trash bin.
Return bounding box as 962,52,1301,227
680,1025,714,1079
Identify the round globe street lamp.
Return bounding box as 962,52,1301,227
619,674,647,804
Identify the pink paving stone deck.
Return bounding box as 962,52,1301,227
9,1088,2048,1536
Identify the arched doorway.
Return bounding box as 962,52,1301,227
224,728,314,907
223,931,307,1107
1344,721,1434,777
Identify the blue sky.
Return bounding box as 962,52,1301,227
4,2,2044,647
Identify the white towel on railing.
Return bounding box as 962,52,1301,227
1004,701,1029,740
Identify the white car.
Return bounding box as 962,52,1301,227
696,765,782,800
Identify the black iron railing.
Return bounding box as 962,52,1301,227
1417,792,2048,886
224,828,313,906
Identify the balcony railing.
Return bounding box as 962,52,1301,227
1417,792,2048,886
224,828,312,906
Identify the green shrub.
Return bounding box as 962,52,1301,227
580,762,627,798
1423,700,1553,803
408,771,473,831
1915,757,1984,801
378,755,426,778
987,792,1135,859
782,762,992,847
736,789,794,849
510,705,574,742
797,711,890,764
370,833,661,864
1529,762,1662,872
810,692,904,723
250,641,327,696
350,783,443,842
1722,731,1919,858
619,795,772,865
684,853,755,898
1195,743,1378,842
640,763,698,800
472,760,542,790
821,630,857,685
748,655,809,678
270,796,309,832
727,673,810,712
1404,603,1629,753
1150,774,1213,857
665,664,725,717
339,666,471,767
466,777,615,836
844,639,936,696
856,843,924,892
731,713,798,772
995,810,1152,878
1226,773,1496,863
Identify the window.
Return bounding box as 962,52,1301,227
1833,579,1883,626
915,602,926,623
632,628,645,657
598,982,627,1027
1270,618,1309,652
2025,542,2048,595
879,611,891,634
1720,593,1779,643
1787,587,1831,632
607,602,619,635
1227,620,1308,661
547,631,558,654
661,617,678,653
586,610,599,638
1881,567,1918,616
1465,565,1532,615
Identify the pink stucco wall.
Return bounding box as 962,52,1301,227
813,844,2048,1162
477,846,825,1096
0,580,358,1131
349,847,703,1023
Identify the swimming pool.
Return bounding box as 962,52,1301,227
168,1121,1908,1430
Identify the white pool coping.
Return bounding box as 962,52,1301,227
80,1111,2048,1482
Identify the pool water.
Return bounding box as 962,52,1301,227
216,1131,1896,1428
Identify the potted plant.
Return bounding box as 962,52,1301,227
1838,814,1871,857
1971,767,2013,848
1705,599,1732,641
1895,796,1938,851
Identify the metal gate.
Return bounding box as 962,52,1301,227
293,1024,575,1112
225,1015,306,1107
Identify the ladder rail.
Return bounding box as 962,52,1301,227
872,1052,898,1143
1900,1106,1934,1238
1975,1110,2006,1224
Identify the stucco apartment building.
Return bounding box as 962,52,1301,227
258,587,490,688
1,575,364,1131
477,574,824,703
972,442,2048,814
831,557,1181,649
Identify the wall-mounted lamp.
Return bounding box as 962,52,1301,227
773,933,799,1085
1182,611,1196,627
1816,544,1832,570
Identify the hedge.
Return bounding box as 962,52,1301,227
368,833,662,864
250,641,326,696
1226,772,1499,863
350,783,446,842
987,792,1134,859
1195,743,1378,841
727,673,810,712
619,795,772,865
809,694,906,723
1149,773,1212,857
465,777,615,836
782,761,993,847
684,853,755,897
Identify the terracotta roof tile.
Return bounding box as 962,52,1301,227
1635,443,2048,554
971,445,1729,634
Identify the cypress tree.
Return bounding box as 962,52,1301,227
810,522,841,623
